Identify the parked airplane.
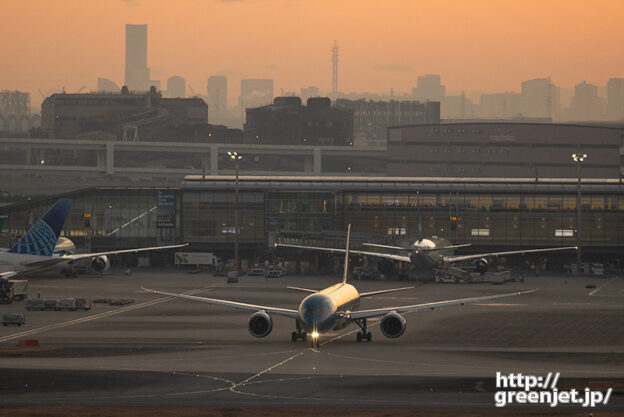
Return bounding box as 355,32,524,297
0,198,187,279
275,218,576,274
144,225,535,347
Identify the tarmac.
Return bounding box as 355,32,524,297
0,269,622,413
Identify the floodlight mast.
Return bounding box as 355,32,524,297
228,151,243,275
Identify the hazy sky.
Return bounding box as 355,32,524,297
2,0,623,106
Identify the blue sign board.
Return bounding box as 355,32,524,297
157,190,176,228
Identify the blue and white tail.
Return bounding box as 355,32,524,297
8,198,72,257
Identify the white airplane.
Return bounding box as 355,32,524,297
276,218,577,274
144,225,535,347
0,198,188,279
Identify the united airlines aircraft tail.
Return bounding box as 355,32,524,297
8,198,72,257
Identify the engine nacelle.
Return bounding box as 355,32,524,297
248,310,273,338
473,257,489,275
380,311,407,338
91,255,110,272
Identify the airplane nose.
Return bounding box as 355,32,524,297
299,294,332,331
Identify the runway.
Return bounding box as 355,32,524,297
0,270,622,413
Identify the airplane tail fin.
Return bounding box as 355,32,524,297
8,198,72,257
342,224,351,284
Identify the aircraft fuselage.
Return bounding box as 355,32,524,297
298,283,360,333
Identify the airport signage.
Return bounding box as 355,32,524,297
157,190,176,228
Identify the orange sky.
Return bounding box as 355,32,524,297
2,0,624,107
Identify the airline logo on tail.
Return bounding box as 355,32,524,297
8,198,72,257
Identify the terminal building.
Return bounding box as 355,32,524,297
1,176,623,272
387,122,623,178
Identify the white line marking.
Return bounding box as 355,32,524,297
0,287,212,344
589,277,618,296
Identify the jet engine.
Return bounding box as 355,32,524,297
380,311,406,338
91,255,110,272
473,258,489,274
248,310,273,338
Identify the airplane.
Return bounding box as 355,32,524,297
0,198,188,279
275,213,577,275
143,224,535,347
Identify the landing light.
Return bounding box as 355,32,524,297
311,332,319,339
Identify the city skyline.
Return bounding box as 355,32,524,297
2,0,624,108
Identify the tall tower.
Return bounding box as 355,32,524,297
332,41,338,94
125,24,150,91
208,76,228,114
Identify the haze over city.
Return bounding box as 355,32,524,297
3,0,624,106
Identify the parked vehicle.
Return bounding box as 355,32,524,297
56,298,77,311
109,298,134,306
0,279,28,304
2,313,25,326
248,264,265,276
8,280,28,301
25,299,46,311
75,298,91,311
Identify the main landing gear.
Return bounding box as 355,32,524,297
291,320,307,342
354,318,372,342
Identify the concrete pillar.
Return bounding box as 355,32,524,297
106,143,114,174
313,148,321,175
210,144,219,175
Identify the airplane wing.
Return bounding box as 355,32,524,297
348,289,536,320
442,246,577,263
359,286,414,297
0,271,18,280
142,287,300,319
362,243,472,252
22,243,189,268
275,243,412,263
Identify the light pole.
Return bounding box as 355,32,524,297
572,152,587,273
228,151,243,275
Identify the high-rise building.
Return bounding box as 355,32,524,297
125,24,150,91
166,76,186,98
521,78,560,118
412,75,446,101
207,76,227,115
97,78,120,93
479,92,523,118
0,90,34,132
332,41,339,94
568,81,603,121
441,94,474,119
300,86,320,101
239,79,274,119
606,78,624,120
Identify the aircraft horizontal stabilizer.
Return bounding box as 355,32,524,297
287,286,318,293
359,286,414,297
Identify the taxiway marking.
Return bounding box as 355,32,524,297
589,277,619,296
0,287,212,344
